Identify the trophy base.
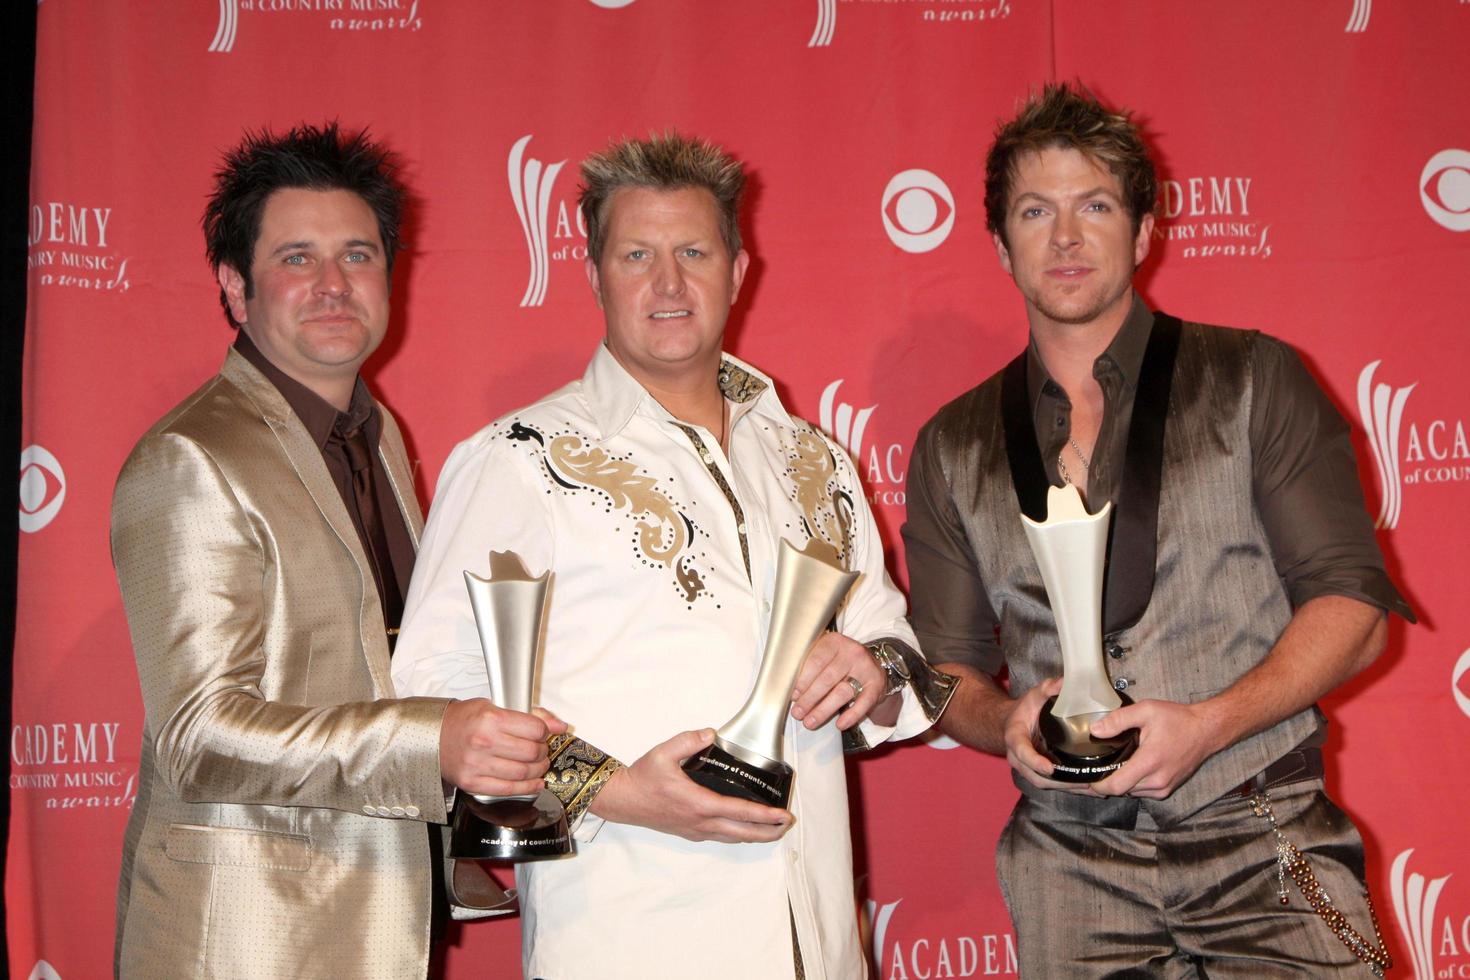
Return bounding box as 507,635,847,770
1038,694,1138,784
448,787,575,861
682,738,793,809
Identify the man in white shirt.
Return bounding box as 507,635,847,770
392,134,955,979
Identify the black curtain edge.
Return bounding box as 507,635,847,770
3,0,40,968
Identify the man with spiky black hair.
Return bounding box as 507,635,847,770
111,123,558,978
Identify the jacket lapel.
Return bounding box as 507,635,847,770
377,407,424,546
221,350,396,698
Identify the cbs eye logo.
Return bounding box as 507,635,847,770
1420,149,1470,232
881,169,955,254
19,445,66,533
1455,647,1470,721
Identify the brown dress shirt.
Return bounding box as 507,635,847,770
903,292,1414,676
233,333,414,640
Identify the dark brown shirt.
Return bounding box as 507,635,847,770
903,293,1413,675
233,333,414,632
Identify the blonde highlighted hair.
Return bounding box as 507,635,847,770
579,132,746,264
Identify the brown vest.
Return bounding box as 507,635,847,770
929,319,1319,825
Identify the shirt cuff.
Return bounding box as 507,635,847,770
1290,576,1416,624
544,733,623,840
844,637,960,753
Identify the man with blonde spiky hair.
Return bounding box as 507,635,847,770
394,133,954,978
905,83,1412,976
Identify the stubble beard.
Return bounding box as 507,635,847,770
1029,276,1131,329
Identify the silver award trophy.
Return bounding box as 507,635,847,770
682,539,859,808
1021,484,1138,782
448,551,574,860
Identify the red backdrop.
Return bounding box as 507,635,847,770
13,2,1470,977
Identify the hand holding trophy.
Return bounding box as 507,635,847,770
449,551,574,860
1021,484,1138,782
682,539,859,808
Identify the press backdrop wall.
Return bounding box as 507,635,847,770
13,2,1470,977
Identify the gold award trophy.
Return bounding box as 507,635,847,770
448,551,574,860
682,539,859,808
1021,484,1138,782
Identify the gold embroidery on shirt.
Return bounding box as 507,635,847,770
786,425,853,567
546,433,712,602
550,434,687,564
677,562,706,603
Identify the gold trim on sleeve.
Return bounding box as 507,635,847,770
545,734,624,824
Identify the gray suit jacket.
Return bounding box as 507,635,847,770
112,350,452,979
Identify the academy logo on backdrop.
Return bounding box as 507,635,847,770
1388,849,1470,979
866,898,902,973
587,0,637,7
882,170,955,254
1421,149,1470,232
1357,361,1470,529
1344,0,1371,32
27,201,131,294
818,380,907,507
1343,0,1469,33
18,446,66,533
1153,175,1272,260
211,0,240,49
809,0,836,46
208,0,422,53
505,136,587,308
509,135,571,307
865,896,1018,978
819,380,876,461
1358,361,1415,529
10,719,136,812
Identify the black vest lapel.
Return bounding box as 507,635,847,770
1103,313,1182,634
1001,352,1050,522
999,313,1184,634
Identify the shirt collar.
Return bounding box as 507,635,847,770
232,332,376,449
580,342,792,441
1025,291,1155,410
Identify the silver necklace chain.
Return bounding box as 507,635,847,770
1058,436,1091,486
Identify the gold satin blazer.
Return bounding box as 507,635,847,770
111,350,451,979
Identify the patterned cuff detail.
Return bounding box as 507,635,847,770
842,726,871,754
843,637,961,755
545,734,624,824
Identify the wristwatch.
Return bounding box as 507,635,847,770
867,641,911,698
